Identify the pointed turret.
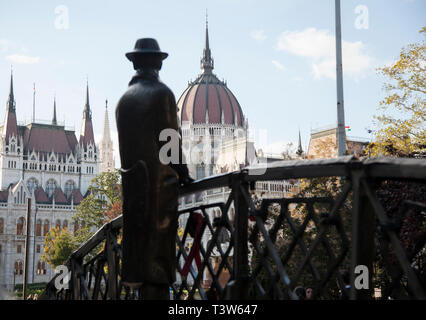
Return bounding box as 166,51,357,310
296,130,304,157
99,99,115,173
3,70,18,143
200,14,214,73
52,96,57,125
79,81,95,149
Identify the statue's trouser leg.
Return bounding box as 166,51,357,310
142,283,170,300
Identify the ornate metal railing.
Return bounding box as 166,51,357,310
40,156,426,300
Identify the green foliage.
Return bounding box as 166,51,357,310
42,170,122,269
41,227,77,269
14,283,47,299
368,27,426,157
72,170,121,230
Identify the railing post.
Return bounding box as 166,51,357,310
229,170,249,299
70,257,81,300
350,167,376,300
106,226,118,300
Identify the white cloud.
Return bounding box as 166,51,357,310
250,29,267,43
272,60,286,71
6,54,40,64
277,27,373,80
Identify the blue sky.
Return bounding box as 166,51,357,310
0,0,425,166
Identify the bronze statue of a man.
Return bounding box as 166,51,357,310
116,38,192,299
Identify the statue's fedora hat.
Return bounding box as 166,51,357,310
126,38,168,61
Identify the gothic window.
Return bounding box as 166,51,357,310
17,244,22,253
63,220,68,230
42,261,46,274
17,217,25,235
36,219,42,236
0,218,3,234
27,178,39,194
45,179,57,198
31,155,36,161
64,180,75,199
37,261,42,275
36,245,41,253
10,143,15,153
55,219,61,229
15,261,23,275
196,164,205,180
43,220,50,236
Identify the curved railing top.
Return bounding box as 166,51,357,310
41,155,426,299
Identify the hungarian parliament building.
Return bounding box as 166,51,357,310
0,23,366,292
0,75,115,290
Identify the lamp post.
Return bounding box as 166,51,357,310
335,0,346,156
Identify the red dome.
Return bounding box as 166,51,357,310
177,73,244,126
177,23,244,127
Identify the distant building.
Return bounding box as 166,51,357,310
176,22,299,289
307,126,369,159
98,100,115,173
0,73,99,290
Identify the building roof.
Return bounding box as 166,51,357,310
52,187,68,204
22,123,78,156
34,187,49,203
177,23,244,127
71,189,84,204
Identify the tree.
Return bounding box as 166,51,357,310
368,27,426,157
72,170,122,232
42,227,77,269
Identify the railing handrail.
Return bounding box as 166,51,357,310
61,156,426,265
41,155,426,298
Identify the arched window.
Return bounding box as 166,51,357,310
17,217,25,235
74,222,79,236
63,220,68,230
37,261,42,275
45,179,57,198
64,180,75,199
196,164,205,180
43,220,50,236
0,218,3,234
36,219,42,236
41,261,46,275
15,261,23,275
55,219,61,230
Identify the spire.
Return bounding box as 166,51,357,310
297,129,304,156
200,13,214,73
7,68,15,112
99,99,115,173
52,96,57,125
3,69,18,142
102,99,111,142
83,79,91,120
79,80,95,149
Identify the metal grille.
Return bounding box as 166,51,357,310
39,156,426,300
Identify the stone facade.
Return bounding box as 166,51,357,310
0,74,99,291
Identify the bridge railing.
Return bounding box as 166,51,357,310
40,156,426,300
